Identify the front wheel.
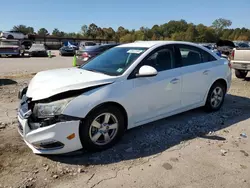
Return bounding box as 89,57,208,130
204,82,226,112
235,69,248,79
79,105,125,151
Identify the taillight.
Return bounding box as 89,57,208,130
228,62,232,69
82,52,89,58
231,50,235,60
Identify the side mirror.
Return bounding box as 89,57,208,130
136,65,158,78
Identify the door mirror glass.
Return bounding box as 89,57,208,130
136,65,158,77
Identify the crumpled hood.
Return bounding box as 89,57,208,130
26,67,116,101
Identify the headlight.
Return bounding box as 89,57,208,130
33,97,74,118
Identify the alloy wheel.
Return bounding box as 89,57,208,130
210,86,223,108
89,113,119,146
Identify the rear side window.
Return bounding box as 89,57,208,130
178,45,202,66
176,44,217,67
201,50,217,62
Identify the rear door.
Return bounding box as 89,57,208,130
174,44,217,107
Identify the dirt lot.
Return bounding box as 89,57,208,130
0,55,250,188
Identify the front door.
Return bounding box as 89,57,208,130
128,45,182,125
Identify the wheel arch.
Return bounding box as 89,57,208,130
204,78,228,103
212,78,228,91
7,34,14,39
85,101,129,130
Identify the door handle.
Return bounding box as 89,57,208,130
170,78,180,84
203,70,210,75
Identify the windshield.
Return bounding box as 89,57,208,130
0,41,19,46
81,47,148,76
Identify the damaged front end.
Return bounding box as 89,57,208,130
17,83,111,154
17,87,86,153
19,88,79,130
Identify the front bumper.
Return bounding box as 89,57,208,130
17,113,83,154
0,51,20,55
29,51,48,57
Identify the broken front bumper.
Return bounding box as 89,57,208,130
17,111,83,155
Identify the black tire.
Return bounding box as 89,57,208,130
79,105,125,151
204,82,226,112
235,69,248,79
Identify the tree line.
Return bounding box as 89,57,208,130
3,18,250,43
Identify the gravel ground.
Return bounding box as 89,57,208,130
0,51,72,76
0,56,250,188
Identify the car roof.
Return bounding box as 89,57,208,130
117,41,201,48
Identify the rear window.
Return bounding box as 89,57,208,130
85,42,96,46
83,45,102,51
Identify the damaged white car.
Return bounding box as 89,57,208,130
17,41,232,154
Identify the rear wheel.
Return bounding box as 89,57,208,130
235,69,248,79
204,82,226,112
79,105,125,151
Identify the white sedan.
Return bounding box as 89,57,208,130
17,41,232,154
1,31,27,39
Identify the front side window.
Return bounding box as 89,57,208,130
81,47,148,76
142,47,174,72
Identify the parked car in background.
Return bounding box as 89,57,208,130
28,44,48,57
231,47,250,78
21,40,33,50
199,43,221,57
78,41,97,51
76,43,119,66
216,40,235,56
0,39,25,56
59,46,77,56
0,31,28,39
17,41,231,154
237,42,249,48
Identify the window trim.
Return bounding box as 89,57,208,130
174,44,216,67
127,44,175,80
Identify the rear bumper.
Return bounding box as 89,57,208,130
60,51,75,56
76,57,91,66
231,60,250,70
231,62,250,70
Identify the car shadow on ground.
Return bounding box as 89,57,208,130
243,77,250,81
47,94,250,165
0,79,17,86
